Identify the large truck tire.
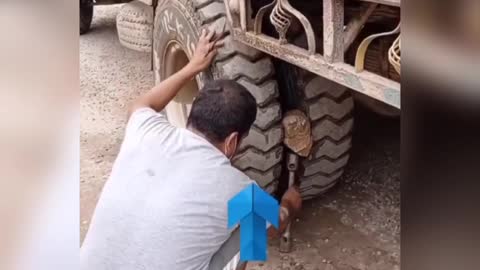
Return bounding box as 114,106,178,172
80,0,94,35
153,0,284,193
297,72,354,199
116,1,153,52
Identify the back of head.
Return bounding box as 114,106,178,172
187,80,257,143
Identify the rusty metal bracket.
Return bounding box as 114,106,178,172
232,29,400,108
388,35,401,74
355,23,400,72
253,0,316,54
254,0,277,34
323,0,344,62
278,0,316,54
270,0,292,44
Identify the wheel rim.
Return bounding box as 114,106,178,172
162,41,199,127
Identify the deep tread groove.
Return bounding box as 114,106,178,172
305,92,353,107
233,146,283,172
303,151,350,166
300,170,344,188
310,113,354,127
235,72,277,90
311,138,352,160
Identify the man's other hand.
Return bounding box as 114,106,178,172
128,28,226,117
187,29,225,73
281,186,302,216
268,186,302,237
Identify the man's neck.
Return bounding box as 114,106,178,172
187,126,225,154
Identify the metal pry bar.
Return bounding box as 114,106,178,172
279,152,299,253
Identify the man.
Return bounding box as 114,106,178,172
81,29,302,270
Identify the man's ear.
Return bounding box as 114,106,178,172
224,132,239,159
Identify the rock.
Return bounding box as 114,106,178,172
340,215,352,226
294,264,304,270
325,264,335,270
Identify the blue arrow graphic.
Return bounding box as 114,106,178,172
228,183,279,261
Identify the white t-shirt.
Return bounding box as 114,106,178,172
80,108,254,270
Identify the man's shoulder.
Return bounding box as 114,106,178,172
215,165,256,190
123,107,177,146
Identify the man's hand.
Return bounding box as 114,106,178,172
268,185,302,237
186,29,225,74
281,185,302,215
128,28,225,117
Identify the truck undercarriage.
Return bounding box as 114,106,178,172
228,0,401,109
80,2,403,267
83,0,402,199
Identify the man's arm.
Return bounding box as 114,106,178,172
268,186,302,237
127,29,224,118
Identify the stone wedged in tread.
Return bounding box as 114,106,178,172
117,1,153,52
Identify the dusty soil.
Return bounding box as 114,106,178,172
80,6,400,270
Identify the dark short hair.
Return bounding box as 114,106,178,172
187,79,257,143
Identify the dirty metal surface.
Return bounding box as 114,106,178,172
323,0,344,62
232,29,401,109
282,110,312,157
95,0,132,5
357,0,400,7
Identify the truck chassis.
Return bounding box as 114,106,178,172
223,0,401,109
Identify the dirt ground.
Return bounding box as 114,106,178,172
80,6,400,270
